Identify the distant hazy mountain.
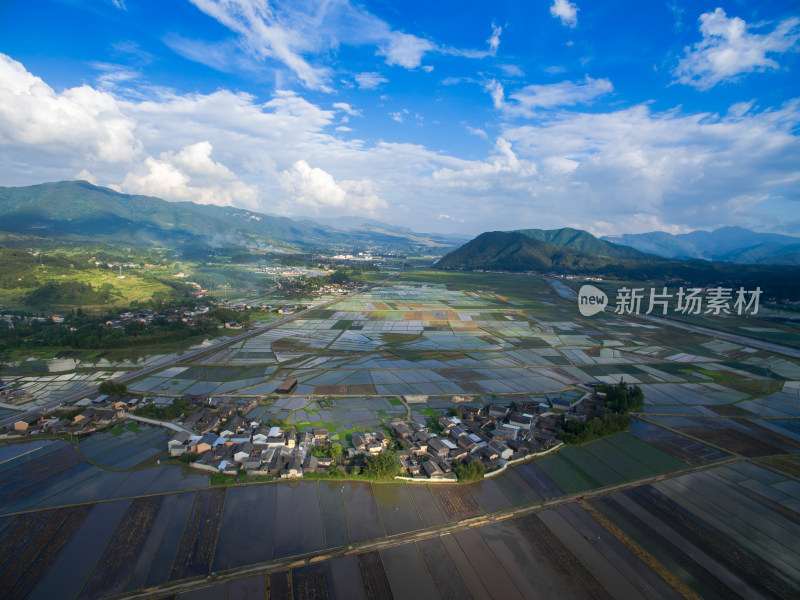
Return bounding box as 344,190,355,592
0,180,459,252
603,226,800,265
302,216,468,247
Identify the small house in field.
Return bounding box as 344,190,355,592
276,378,298,394
12,414,41,433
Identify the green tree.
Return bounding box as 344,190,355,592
601,378,644,413
363,450,400,480
453,460,486,481
99,380,127,396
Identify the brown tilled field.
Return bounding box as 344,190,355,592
356,551,393,600
79,496,164,599
430,487,483,522
169,488,226,581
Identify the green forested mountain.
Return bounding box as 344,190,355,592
0,180,460,251
515,227,656,260
436,230,800,297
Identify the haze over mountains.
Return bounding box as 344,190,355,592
0,181,465,253
2,180,798,274
603,227,800,266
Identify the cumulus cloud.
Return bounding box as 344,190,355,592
550,0,578,28
279,160,386,215
674,8,800,90
433,137,537,186
497,100,800,231
378,32,436,68
0,54,140,164
1,52,799,236
121,142,258,206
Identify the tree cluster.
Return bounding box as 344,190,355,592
453,460,486,481
601,379,644,413
362,449,400,480
310,443,343,459
134,398,190,421
98,380,127,396
24,281,111,308
558,413,633,444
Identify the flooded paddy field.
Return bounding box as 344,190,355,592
2,274,800,598
185,460,798,600
0,426,718,599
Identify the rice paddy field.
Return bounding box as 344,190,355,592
2,272,800,598
0,427,738,600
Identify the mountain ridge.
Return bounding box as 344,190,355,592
0,180,460,252
602,226,800,265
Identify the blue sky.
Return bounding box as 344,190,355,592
0,0,798,236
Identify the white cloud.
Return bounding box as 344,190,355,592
1,53,799,236
498,100,800,231
509,76,612,111
279,160,386,215
438,214,464,223
433,137,537,185
354,72,388,89
89,62,140,90
550,0,578,28
465,125,488,138
182,1,499,88
0,54,141,164
487,76,612,116
187,0,332,91
389,111,404,123
121,142,257,207
487,24,502,54
173,141,236,179
378,32,436,68
485,79,506,110
674,8,800,90
333,102,361,117
500,64,525,77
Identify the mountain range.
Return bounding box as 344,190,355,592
602,227,800,266
436,228,800,297
0,180,465,253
